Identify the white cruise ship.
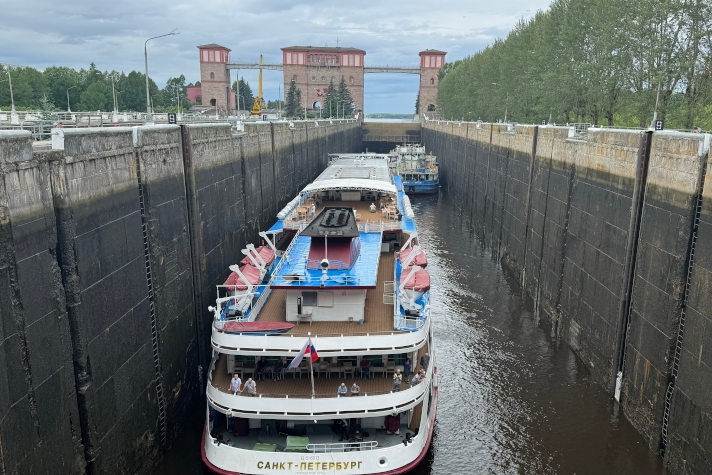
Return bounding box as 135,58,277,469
201,153,437,475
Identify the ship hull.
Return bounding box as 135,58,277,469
201,383,438,475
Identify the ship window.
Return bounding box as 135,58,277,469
317,291,333,307
302,291,317,306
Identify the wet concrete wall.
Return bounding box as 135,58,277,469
0,132,85,473
0,121,360,474
423,122,711,474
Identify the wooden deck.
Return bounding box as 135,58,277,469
284,199,402,233
256,249,399,337
211,339,433,399
213,353,402,398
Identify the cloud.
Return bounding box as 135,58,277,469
1,0,552,113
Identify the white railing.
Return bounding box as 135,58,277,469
207,371,430,418
393,294,429,331
247,224,305,321
308,440,379,452
211,319,429,352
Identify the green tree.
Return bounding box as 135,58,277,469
163,74,187,112
323,79,338,118
78,81,112,111
122,71,151,112
2,66,47,109
336,77,355,118
232,77,254,112
266,99,284,110
44,66,84,112
436,0,712,129
284,79,302,118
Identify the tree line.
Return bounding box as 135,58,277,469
437,0,712,130
0,62,195,113
283,76,355,119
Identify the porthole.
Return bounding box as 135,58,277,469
378,457,388,467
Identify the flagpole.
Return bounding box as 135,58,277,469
308,334,316,397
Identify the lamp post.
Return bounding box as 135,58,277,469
145,31,178,116
111,76,118,113
66,85,78,113
3,65,18,124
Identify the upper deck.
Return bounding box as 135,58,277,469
211,154,427,353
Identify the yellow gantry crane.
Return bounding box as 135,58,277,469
250,55,266,115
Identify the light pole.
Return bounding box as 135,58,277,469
3,65,18,125
110,75,119,113
66,85,78,113
145,31,178,115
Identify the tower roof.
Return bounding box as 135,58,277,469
282,45,366,54
197,43,231,51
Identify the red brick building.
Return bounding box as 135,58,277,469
196,44,235,113
418,50,447,115
194,44,445,116
281,46,366,115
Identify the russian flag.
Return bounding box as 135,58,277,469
286,338,319,370
305,340,319,363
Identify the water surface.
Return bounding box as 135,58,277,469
156,192,664,475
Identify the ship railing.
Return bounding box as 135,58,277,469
247,223,307,321
393,301,429,331
207,372,431,412
305,258,348,269
357,220,400,232
308,440,379,453
240,385,427,398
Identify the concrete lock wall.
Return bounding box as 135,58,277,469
0,121,360,474
422,122,712,474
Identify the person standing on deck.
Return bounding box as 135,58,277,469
393,369,402,391
229,373,242,395
243,378,257,396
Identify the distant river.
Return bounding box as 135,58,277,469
155,192,665,475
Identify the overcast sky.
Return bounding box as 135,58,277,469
3,0,553,114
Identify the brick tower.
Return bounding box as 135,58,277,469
418,50,446,116
197,44,232,114
281,46,366,117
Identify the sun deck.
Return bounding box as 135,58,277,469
283,199,403,232
253,252,397,337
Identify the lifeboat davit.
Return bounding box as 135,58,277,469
240,245,276,267
397,246,427,267
223,264,263,291
399,266,431,302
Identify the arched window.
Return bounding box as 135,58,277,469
430,77,434,85
210,72,215,80
210,98,216,106
349,76,354,84
196,96,202,105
